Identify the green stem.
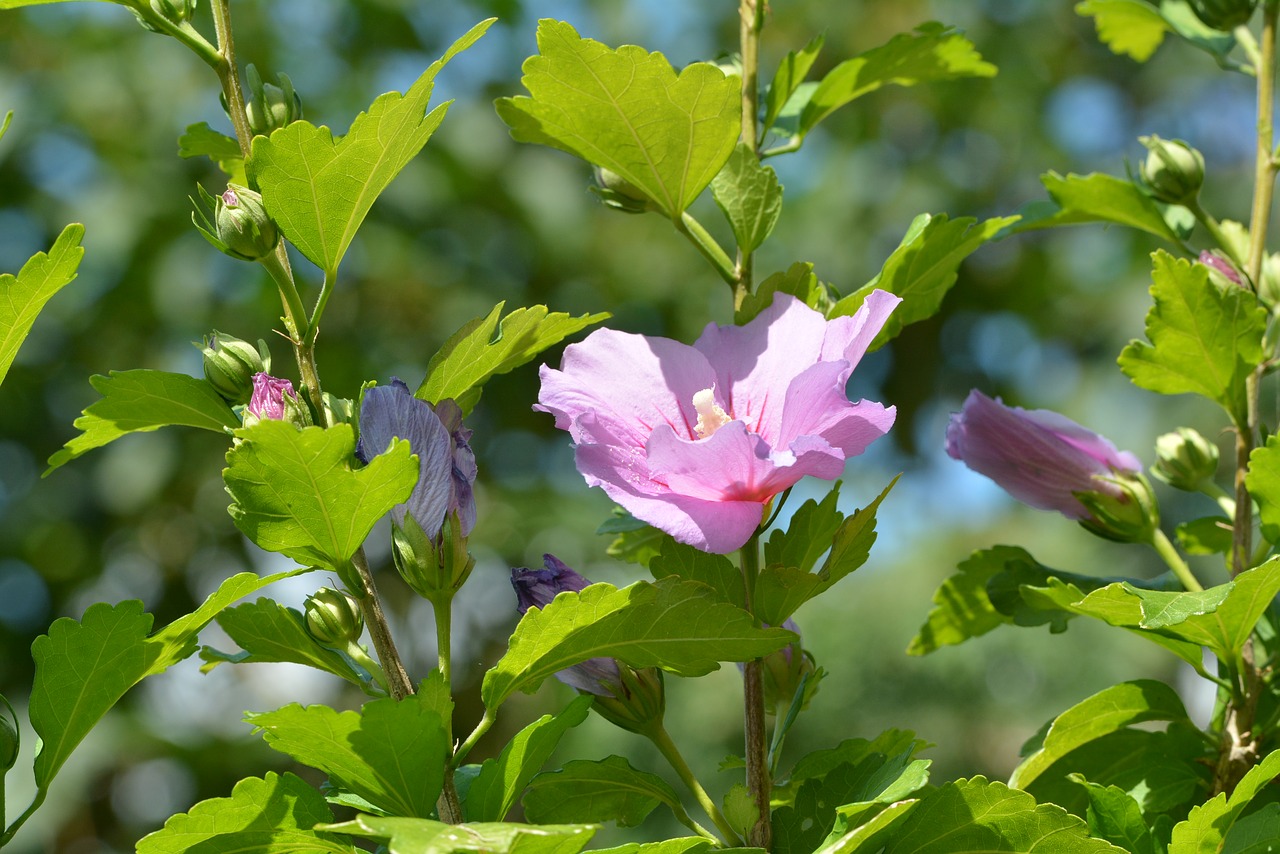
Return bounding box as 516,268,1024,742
676,212,737,287
209,0,253,158
1150,528,1203,592
738,532,771,850
350,551,415,701
454,709,496,766
734,0,765,313
0,789,45,848
431,593,464,823
650,724,745,847
344,641,389,694
305,268,338,350
259,251,308,344
1238,23,1264,74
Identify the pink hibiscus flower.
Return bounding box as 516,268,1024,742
536,292,901,553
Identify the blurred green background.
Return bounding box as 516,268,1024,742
0,0,1257,850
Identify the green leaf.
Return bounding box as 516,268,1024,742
0,110,9,140
830,214,1016,351
798,23,995,141
880,777,1127,853
648,539,744,607
416,302,608,414
248,19,493,273
600,510,669,568
223,421,417,569
763,33,825,136
319,815,597,854
765,483,845,575
1119,251,1267,424
816,800,918,854
29,601,159,788
723,783,758,839
178,121,246,183
1158,0,1243,69
1014,172,1184,242
495,19,741,220
1248,435,1280,544
1169,748,1280,854
1175,516,1234,555
711,143,783,254
467,695,593,822
482,578,793,709
1076,0,1171,61
0,223,84,388
46,369,239,474
589,840,711,854
524,755,683,828
1069,776,1159,854
909,546,1027,654
199,598,372,688
735,262,836,325
1222,805,1280,854
1010,680,1190,790
136,772,353,854
247,693,449,818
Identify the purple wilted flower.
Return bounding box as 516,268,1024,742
946,391,1157,542
511,555,623,696
356,379,476,539
247,372,297,421
536,292,900,554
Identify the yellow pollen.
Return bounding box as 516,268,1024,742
693,388,731,439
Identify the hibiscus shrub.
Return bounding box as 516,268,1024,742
3,1,1280,853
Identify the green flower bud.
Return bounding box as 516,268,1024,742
131,0,194,31
323,393,356,428
1139,135,1205,206
590,166,660,214
592,666,666,736
1189,0,1256,30
192,184,280,262
1153,428,1220,492
1076,471,1160,544
391,511,474,603
0,711,17,772
246,65,303,138
199,331,270,405
304,587,365,648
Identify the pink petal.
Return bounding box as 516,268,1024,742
779,361,897,454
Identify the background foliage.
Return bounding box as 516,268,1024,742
0,0,1253,849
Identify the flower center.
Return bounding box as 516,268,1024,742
693,388,731,439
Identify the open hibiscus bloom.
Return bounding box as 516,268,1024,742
536,292,900,553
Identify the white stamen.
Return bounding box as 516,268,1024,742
693,388,731,439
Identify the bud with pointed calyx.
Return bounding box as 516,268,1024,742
0,702,17,773
1139,136,1205,206
243,373,312,428
304,587,365,648
246,65,303,137
1153,428,1220,492
1076,470,1160,544
192,184,280,262
131,0,194,31
591,166,660,214
199,331,270,405
1189,0,1256,30
1198,250,1245,288
592,665,667,737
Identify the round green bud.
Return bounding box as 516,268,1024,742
215,184,279,261
200,331,269,405
0,709,17,772
1139,135,1205,206
592,666,666,736
304,587,365,648
591,166,659,214
1153,428,1220,492
1189,0,1256,30
246,65,303,138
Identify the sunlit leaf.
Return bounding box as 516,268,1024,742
764,482,845,575
763,34,825,136
417,302,608,414
178,121,245,183
1076,0,1170,61
136,772,352,853
1069,776,1159,854
0,222,83,389
248,19,493,272
524,755,683,828
909,545,1028,654
1247,436,1280,544
1119,251,1267,424
735,262,836,325
223,421,417,568
711,143,783,254
1014,172,1184,242
814,800,917,854
648,539,744,607
496,18,740,219
1169,748,1280,854
320,815,596,854
46,369,238,473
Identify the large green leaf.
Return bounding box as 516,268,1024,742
247,693,449,818
523,755,684,828
1247,436,1280,544
482,578,794,709
495,19,740,220
223,421,417,569
199,598,372,688
711,143,783,254
466,695,593,822
797,23,995,142
816,800,918,854
46,369,239,473
416,302,608,413
1014,172,1185,242
909,546,1027,655
830,214,1016,351
648,539,744,607
764,483,845,576
136,772,352,853
1169,748,1280,854
0,222,84,388
1010,680,1191,789
590,840,711,854
879,777,1126,853
1076,0,1171,61
1070,776,1159,854
1119,251,1267,424
248,19,493,273
319,815,596,854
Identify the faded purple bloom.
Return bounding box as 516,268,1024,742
1198,250,1243,285
537,292,901,554
945,390,1143,521
247,372,296,420
357,379,477,538
511,555,623,696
